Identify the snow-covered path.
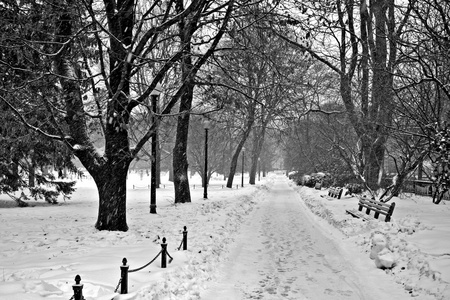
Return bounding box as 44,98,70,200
200,177,410,300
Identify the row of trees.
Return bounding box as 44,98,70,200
1,0,301,231
281,0,450,202
1,0,449,231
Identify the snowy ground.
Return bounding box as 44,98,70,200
200,179,412,300
0,172,449,299
293,182,450,300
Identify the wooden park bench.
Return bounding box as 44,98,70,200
328,187,343,199
346,196,396,222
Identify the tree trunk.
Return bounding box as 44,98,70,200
52,0,135,231
337,0,394,191
249,125,266,184
172,78,192,202
249,156,258,184
366,0,391,190
226,119,254,188
226,148,242,188
169,166,174,182
172,0,202,203
364,140,386,189
173,101,192,203
28,154,35,188
92,162,130,231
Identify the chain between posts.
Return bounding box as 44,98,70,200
128,251,162,273
73,226,188,297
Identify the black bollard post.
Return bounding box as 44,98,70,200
161,237,167,268
72,275,83,300
183,226,188,250
120,258,129,294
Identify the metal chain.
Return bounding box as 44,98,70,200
128,250,162,273
166,250,174,263
177,238,184,251
114,278,122,293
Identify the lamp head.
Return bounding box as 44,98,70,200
203,118,211,130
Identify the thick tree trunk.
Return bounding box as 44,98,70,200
169,166,174,182
173,104,192,203
53,0,135,231
92,162,130,231
172,50,194,203
338,0,394,192
226,149,241,188
172,0,199,203
366,0,391,190
364,140,386,189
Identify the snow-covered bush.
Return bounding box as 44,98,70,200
303,175,316,187
345,183,364,195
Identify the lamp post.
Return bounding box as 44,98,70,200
203,118,211,199
150,83,162,214
241,147,245,188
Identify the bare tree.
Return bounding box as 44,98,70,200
0,0,237,231
274,0,414,192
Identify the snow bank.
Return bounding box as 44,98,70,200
292,182,450,300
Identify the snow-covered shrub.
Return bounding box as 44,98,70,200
345,183,364,195
303,175,316,187
320,174,333,188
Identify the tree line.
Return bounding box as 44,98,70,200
1,0,449,230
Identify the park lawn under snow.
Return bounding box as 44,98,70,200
0,172,449,299
0,172,266,300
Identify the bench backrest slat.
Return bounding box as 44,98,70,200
328,187,343,199
357,197,395,222
359,199,390,213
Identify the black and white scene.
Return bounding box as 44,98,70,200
1,1,449,299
